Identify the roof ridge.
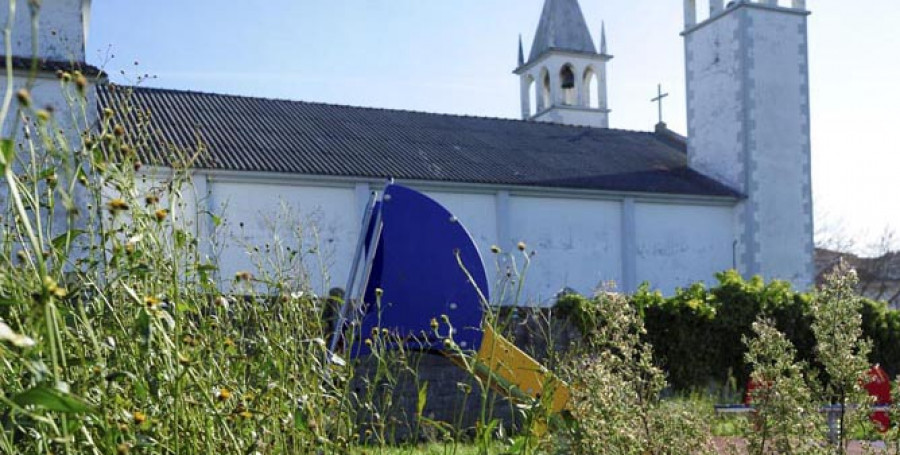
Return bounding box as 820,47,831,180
98,83,659,135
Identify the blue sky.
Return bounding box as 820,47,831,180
89,1,899,254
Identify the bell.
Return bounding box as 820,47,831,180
561,68,575,89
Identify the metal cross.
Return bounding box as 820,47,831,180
651,84,669,124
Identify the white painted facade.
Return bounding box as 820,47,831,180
166,171,739,303
0,0,89,62
683,0,814,289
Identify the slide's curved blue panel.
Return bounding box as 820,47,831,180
352,184,489,356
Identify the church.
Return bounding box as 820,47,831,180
3,0,814,304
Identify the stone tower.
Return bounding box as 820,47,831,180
683,0,813,289
514,0,612,128
0,0,90,63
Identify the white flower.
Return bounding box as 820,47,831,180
0,321,36,348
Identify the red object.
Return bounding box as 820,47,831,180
863,364,892,432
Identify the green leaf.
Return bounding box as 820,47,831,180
0,139,12,172
416,381,428,417
12,386,93,414
210,213,222,227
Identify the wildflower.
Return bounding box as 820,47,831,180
113,125,125,137
216,387,231,401
430,318,439,330
16,88,31,107
517,241,526,252
116,443,131,454
224,337,235,348
144,296,160,310
374,288,383,298
74,72,87,95
45,173,57,187
107,198,129,212
133,161,142,172
145,194,160,205
154,209,168,222
36,109,51,122
364,338,373,347
443,338,454,349
178,353,190,366
102,107,114,118
490,245,501,254
234,271,253,282
132,410,147,425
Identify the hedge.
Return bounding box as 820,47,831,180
555,270,900,391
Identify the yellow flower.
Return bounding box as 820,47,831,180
16,88,30,107
132,411,147,424
154,209,168,222
107,198,129,212
430,318,439,330
217,387,231,401
144,296,160,309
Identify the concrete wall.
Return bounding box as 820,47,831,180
0,0,88,62
684,1,814,290
634,202,734,292
183,174,738,302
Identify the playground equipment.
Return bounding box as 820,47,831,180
328,183,570,419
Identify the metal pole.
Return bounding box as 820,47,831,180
329,191,377,353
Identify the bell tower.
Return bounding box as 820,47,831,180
1,0,90,63
683,0,814,289
514,0,612,128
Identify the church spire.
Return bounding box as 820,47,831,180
600,21,608,55
528,0,596,62
518,34,525,67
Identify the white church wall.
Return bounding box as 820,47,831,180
744,7,814,289
208,179,359,294
0,0,87,62
507,195,623,305
684,11,744,192
684,1,813,290
424,190,498,265
634,202,735,294
160,172,741,304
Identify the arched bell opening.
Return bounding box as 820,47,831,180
560,64,576,106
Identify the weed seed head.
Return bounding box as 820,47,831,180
490,245,501,254
16,89,31,107
132,411,147,425
107,198,129,212
517,241,526,252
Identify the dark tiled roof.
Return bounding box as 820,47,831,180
96,84,739,198
1,55,103,78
